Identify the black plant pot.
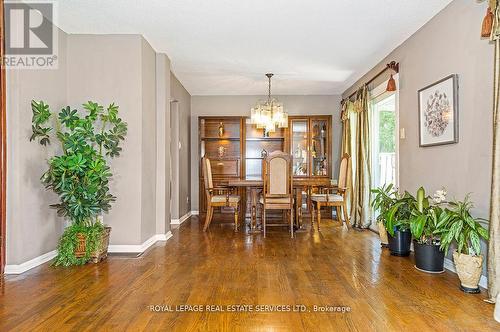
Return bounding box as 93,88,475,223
388,229,412,256
414,241,445,273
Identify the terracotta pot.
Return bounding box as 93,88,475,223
453,251,483,293
378,221,389,245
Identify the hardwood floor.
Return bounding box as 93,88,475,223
0,215,497,331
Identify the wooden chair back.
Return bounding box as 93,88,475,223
262,151,292,199
338,153,350,190
202,157,213,190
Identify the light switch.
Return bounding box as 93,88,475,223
400,128,406,139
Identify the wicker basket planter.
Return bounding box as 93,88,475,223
74,233,87,258
453,251,484,293
73,226,112,263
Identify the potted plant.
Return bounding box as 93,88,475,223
410,188,451,273
440,195,489,293
370,184,397,247
385,191,415,256
30,100,127,266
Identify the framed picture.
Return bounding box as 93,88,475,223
418,74,458,147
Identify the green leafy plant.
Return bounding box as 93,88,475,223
409,187,451,245
371,184,416,237
30,100,127,265
440,195,489,256
384,191,416,237
410,205,451,245
370,183,397,227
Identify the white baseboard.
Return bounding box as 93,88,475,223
5,250,57,275
171,211,192,225
5,231,173,275
191,210,199,215
108,231,173,253
444,258,488,289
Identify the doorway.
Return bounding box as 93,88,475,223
369,79,399,231
370,79,399,190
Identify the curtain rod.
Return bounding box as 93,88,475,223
344,61,399,102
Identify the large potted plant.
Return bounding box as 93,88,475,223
440,196,489,293
385,191,415,256
370,184,397,247
30,100,127,266
410,188,450,273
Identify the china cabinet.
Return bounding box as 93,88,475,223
289,115,332,179
198,115,331,214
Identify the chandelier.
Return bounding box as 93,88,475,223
250,73,288,133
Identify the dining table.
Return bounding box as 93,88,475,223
227,178,333,232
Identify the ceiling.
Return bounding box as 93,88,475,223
57,0,453,96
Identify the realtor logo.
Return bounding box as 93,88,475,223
3,1,58,69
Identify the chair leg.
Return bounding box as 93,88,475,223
203,206,213,231
317,203,321,230
343,201,350,227
290,207,294,238
263,209,266,238
311,202,315,230
234,205,239,232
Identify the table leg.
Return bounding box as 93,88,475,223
295,188,302,229
250,187,259,233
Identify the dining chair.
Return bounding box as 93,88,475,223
311,153,351,230
202,157,240,232
259,151,294,238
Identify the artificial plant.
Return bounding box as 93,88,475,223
30,100,127,266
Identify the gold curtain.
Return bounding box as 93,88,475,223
341,100,353,214
341,86,371,228
352,86,372,228
487,0,500,304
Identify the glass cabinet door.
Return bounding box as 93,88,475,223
311,119,328,176
291,119,309,176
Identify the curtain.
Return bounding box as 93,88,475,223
487,0,500,304
352,86,372,228
341,86,372,228
341,100,354,215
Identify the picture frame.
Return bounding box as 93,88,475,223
418,74,459,147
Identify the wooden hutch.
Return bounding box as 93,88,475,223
198,115,332,214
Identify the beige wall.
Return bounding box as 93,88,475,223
156,54,172,234
343,0,493,222
6,27,68,264
171,73,192,217
67,34,145,245
140,38,158,242
190,95,342,211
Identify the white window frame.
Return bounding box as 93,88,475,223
370,74,400,189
